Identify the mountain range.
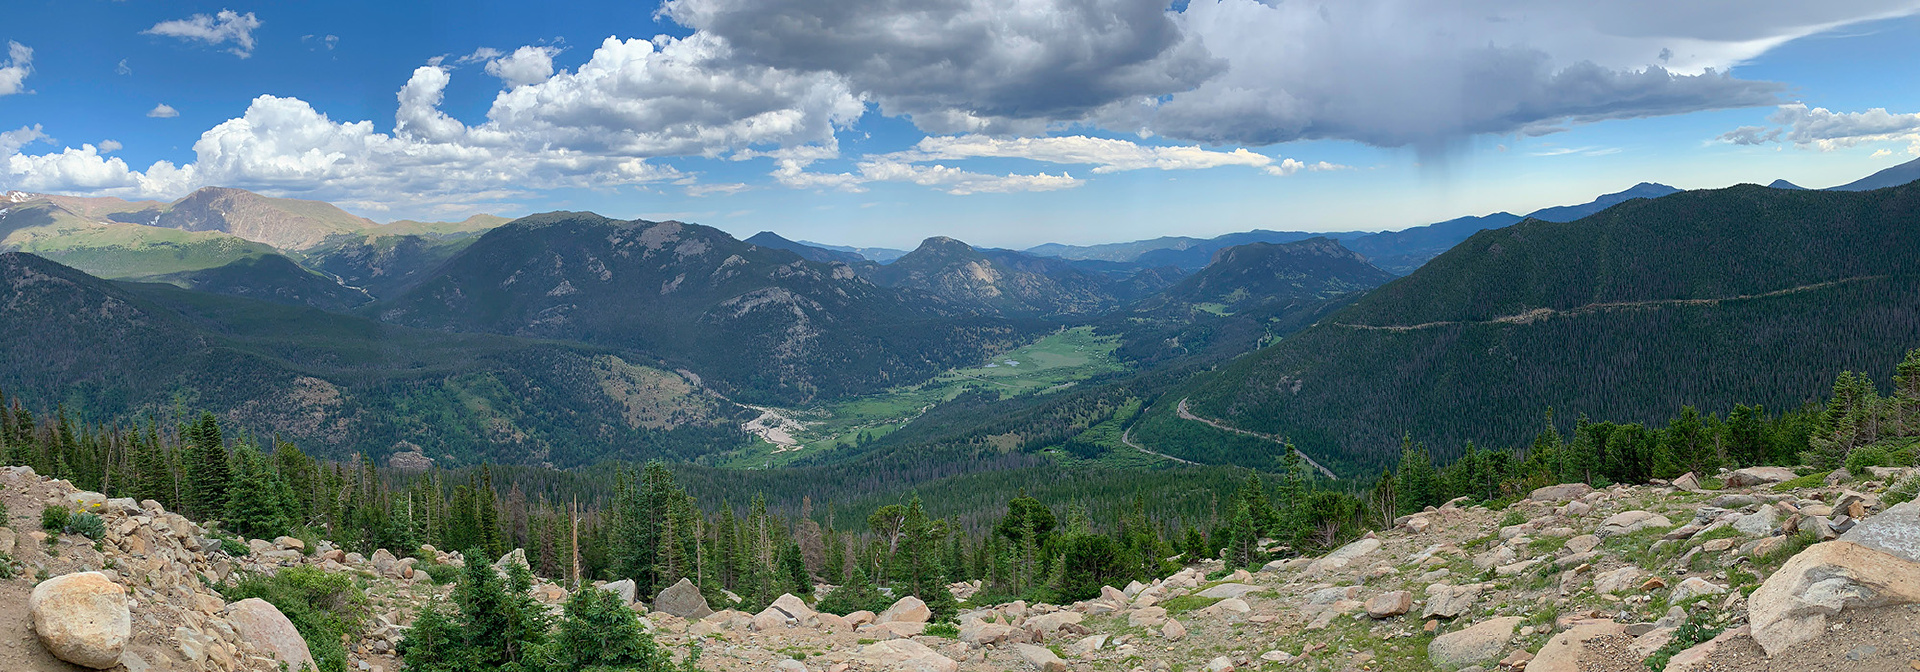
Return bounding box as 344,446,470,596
5,157,1920,475
1138,179,1920,475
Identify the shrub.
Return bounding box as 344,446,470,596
0,499,9,528
924,622,959,639
40,505,69,532
219,537,251,557
221,566,368,672
421,562,461,585
1644,611,1722,671
65,512,105,540
814,566,893,616
1844,445,1893,474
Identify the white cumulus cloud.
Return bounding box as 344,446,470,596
143,10,263,58
484,46,561,88
889,135,1279,174
771,157,1082,195
2,35,862,213
147,103,180,118
1719,103,1920,150
0,42,33,96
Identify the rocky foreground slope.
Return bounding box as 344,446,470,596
3,463,1919,672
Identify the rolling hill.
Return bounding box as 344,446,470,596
0,251,749,467
375,213,1029,404
1132,181,1920,475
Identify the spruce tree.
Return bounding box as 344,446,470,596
224,444,290,541
182,412,232,522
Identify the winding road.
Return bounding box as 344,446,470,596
1119,425,1198,465
1176,398,1338,479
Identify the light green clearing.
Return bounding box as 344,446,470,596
718,326,1126,469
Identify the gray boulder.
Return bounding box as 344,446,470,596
1749,501,1920,655
1429,616,1521,670
599,579,637,604
654,577,713,618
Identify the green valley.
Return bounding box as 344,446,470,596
718,326,1129,468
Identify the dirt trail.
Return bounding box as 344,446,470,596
1176,398,1337,479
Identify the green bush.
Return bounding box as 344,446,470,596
219,537,250,557
40,505,69,532
0,499,9,528
814,566,893,616
221,566,368,672
1844,445,1893,474
421,562,461,585
1644,611,1722,671
923,622,959,639
65,512,105,540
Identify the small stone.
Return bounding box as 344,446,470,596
1641,577,1667,591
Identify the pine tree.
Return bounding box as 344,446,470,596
182,412,232,522
224,443,291,541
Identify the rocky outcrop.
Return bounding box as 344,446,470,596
1422,583,1480,619
1304,535,1380,574
1428,616,1520,670
1529,483,1593,502
1748,501,1920,654
1015,643,1069,672
28,571,131,669
1596,510,1671,537
225,598,316,672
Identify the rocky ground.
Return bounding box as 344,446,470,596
3,463,1919,672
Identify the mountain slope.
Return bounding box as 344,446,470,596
1768,179,1806,190
106,186,376,250
298,229,489,301
864,236,1128,316
1138,238,1393,314
1343,213,1524,275
1140,182,1920,475
0,251,746,466
745,231,869,265
377,214,1026,404
146,254,374,312
1524,182,1681,222
1828,155,1920,192
2,199,278,278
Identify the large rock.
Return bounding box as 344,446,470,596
494,548,530,575
1527,620,1625,672
653,578,713,618
1015,643,1069,672
28,572,131,669
1305,536,1381,574
226,598,316,672
770,593,816,623
1597,511,1672,537
1663,625,1750,672
1748,501,1920,655
1529,483,1593,502
370,548,397,575
1022,611,1083,634
1422,583,1481,619
1428,616,1521,670
1726,466,1797,488
1670,577,1726,604
854,639,958,672
959,621,1016,645
1733,506,1778,537
877,595,931,624
1672,472,1701,492
600,579,637,604
1365,591,1412,618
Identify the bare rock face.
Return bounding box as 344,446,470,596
653,577,713,618
1422,583,1481,619
1748,501,1920,655
876,595,931,624
28,571,131,669
1427,616,1521,670
226,597,316,672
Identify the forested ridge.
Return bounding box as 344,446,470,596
1162,181,1920,474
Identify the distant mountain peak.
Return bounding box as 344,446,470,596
1767,179,1806,190
1828,155,1920,192
1525,182,1680,223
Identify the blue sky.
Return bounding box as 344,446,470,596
2,1,1919,250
